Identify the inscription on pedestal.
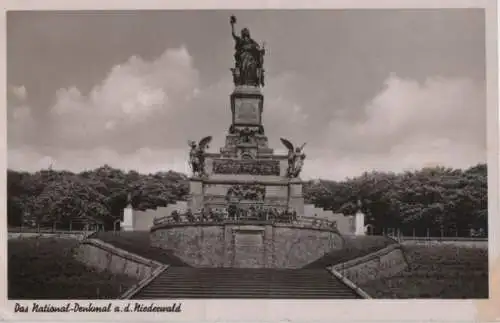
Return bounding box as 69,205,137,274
213,159,280,175
234,98,260,124
233,229,265,268
234,231,264,247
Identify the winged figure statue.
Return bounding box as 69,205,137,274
188,136,213,177
280,138,306,178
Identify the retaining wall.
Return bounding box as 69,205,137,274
150,222,344,268
398,237,488,249
330,244,408,285
73,239,162,281
8,232,90,240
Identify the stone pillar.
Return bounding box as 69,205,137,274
121,206,134,231
355,210,366,235
188,178,204,213
288,179,305,216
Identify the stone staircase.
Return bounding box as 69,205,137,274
132,266,361,299
89,231,363,299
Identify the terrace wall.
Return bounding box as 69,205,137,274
73,239,162,281
399,237,488,249
8,232,89,240
150,222,344,268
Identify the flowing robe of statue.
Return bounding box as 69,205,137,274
231,16,265,86
234,36,261,84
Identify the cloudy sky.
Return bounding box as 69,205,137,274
7,9,486,180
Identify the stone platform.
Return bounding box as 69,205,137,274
150,220,343,269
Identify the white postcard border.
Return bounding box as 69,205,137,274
0,0,498,322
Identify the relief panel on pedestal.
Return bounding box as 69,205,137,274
212,159,280,176
233,97,261,125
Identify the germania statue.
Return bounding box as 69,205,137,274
230,15,266,87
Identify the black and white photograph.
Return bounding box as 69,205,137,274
3,2,498,320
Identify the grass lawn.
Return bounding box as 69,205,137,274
304,235,397,268
8,237,137,299
358,244,488,298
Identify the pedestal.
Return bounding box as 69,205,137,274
288,179,305,216
188,178,204,212
230,86,263,127
355,211,366,235
121,207,134,231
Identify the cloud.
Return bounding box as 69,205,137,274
7,46,312,174
8,146,191,175
10,85,27,101
44,46,200,149
7,53,485,180
304,74,486,179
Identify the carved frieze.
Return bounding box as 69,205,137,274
226,184,266,202
212,159,280,176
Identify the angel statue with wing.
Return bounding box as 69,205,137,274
280,138,306,178
188,136,212,177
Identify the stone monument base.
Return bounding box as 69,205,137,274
150,221,343,268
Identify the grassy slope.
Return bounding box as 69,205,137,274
304,235,397,268
358,244,489,298
92,231,190,266
8,238,137,299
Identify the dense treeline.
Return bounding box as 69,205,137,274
303,164,487,237
7,165,189,230
7,163,487,236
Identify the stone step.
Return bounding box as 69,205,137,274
145,283,345,290
135,294,359,299
137,288,358,296
132,267,360,299
137,294,359,299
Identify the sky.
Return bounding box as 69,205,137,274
7,9,487,180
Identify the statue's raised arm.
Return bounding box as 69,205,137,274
230,15,239,41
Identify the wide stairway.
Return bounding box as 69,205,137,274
132,266,361,299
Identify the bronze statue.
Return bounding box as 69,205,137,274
280,138,306,178
230,15,265,87
188,136,212,177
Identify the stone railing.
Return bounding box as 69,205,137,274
152,213,338,232
120,264,169,299
298,216,338,230
154,209,298,225
327,267,372,299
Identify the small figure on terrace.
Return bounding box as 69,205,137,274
185,209,195,223
170,210,181,223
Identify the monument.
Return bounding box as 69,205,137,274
148,16,346,268
187,15,307,221
126,16,361,236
